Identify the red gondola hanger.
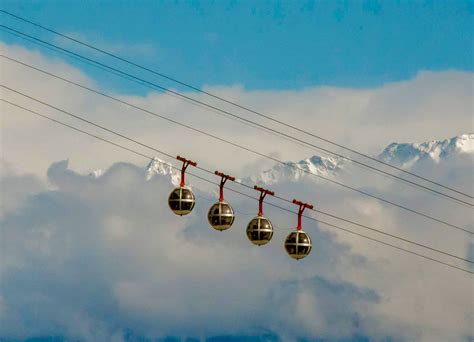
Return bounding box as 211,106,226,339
293,199,313,231
284,199,313,260
215,171,235,202
246,186,275,246
208,171,236,231
168,156,197,216
254,186,274,216
177,155,197,187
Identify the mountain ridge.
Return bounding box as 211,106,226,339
250,134,472,184
140,134,472,185
378,133,473,168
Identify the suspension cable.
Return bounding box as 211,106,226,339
0,25,472,206
3,99,472,274
1,81,471,234
0,9,470,200
2,97,473,267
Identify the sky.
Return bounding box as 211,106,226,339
1,0,473,94
0,1,473,342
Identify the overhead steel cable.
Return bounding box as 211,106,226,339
0,10,470,200
2,82,472,234
0,30,329,156
2,99,472,275
1,30,470,211
1,33,469,210
0,25,472,207
2,97,472,263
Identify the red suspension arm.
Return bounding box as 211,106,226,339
293,199,313,231
215,171,235,201
254,186,275,216
177,155,197,187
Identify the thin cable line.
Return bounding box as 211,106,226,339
1,28,469,210
2,99,472,274
1,79,471,233
0,25,472,206
0,10,470,199
3,97,472,265
0,26,306,147
1,31,468,211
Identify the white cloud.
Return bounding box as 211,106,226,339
1,42,472,179
1,160,383,340
0,42,473,341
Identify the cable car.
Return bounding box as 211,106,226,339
284,200,313,260
168,185,195,216
247,216,273,245
168,156,197,216
284,230,312,260
208,201,235,231
208,171,235,231
246,186,274,246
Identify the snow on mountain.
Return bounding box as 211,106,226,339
378,134,473,168
89,169,104,178
250,134,472,185
89,134,471,187
250,155,342,185
146,157,181,186
91,134,470,187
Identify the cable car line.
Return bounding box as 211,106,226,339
3,26,466,208
1,46,466,211
3,83,472,235
0,27,466,208
1,24,470,205
0,26,472,206
1,9,471,200
2,98,472,264
0,82,474,234
0,24,312,152
2,99,472,274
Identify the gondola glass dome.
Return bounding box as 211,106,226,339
284,230,312,260
246,216,273,245
208,201,235,231
168,186,195,216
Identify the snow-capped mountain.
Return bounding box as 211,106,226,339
146,157,181,186
89,169,104,178
250,134,472,185
141,134,472,186
249,155,342,185
378,133,473,168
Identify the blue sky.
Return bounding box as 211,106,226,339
1,2,473,341
1,0,473,94
0,0,474,342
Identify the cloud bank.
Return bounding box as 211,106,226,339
1,42,473,341
1,160,382,341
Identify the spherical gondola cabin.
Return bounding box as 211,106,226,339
246,186,275,246
168,185,195,216
246,216,273,245
208,201,235,231
168,156,197,216
208,171,236,231
284,230,312,260
284,199,313,260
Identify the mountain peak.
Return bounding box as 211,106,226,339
251,155,342,185
378,134,473,167
146,157,181,186
89,169,104,178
